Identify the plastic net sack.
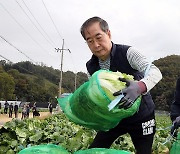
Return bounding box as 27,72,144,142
170,133,180,154
18,144,69,154
58,70,141,131
74,148,130,154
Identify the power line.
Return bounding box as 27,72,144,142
21,0,56,47
15,0,54,48
20,0,57,47
18,1,77,74
0,34,58,83
41,0,63,41
0,34,57,79
0,35,36,63
0,2,76,93
1,1,79,88
0,2,50,54
1,35,73,93
40,0,79,75
0,53,73,92
0,54,34,74
41,0,76,94
40,1,78,73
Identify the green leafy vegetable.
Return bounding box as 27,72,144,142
58,70,141,131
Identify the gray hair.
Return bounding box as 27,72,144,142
80,16,109,40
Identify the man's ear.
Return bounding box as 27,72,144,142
107,30,111,39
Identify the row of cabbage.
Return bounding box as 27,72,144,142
0,113,173,154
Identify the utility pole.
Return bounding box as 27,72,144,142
55,39,70,98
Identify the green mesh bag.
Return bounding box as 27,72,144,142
18,144,69,154
74,148,130,154
170,133,180,154
58,70,141,131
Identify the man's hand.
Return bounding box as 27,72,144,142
171,116,180,137
113,78,146,109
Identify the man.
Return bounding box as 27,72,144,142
4,101,9,114
26,104,30,118
9,103,13,118
32,102,40,117
21,104,27,119
14,102,19,118
170,77,180,137
80,16,162,154
48,102,53,114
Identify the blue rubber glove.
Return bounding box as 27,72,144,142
171,116,180,137
113,78,146,109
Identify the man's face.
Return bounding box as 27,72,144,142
84,22,112,60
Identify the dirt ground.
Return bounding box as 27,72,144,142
0,112,52,127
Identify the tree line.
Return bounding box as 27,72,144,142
0,54,179,111
0,60,88,103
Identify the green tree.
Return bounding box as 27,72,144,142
0,71,15,100
151,55,180,111
8,69,28,101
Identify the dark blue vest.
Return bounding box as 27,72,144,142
170,77,180,121
86,43,155,124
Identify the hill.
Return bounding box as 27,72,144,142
0,60,88,103
0,54,179,111
152,54,180,110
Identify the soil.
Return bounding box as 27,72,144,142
0,112,52,127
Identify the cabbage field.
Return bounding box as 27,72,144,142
0,113,175,154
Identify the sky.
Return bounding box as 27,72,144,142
0,0,180,73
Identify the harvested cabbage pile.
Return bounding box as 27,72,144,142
58,70,141,131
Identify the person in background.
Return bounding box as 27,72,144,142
26,104,30,118
14,102,19,118
32,102,37,117
0,102,1,113
21,104,27,120
9,103,13,118
32,102,40,117
48,102,53,114
80,16,162,154
4,101,9,114
170,77,180,137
